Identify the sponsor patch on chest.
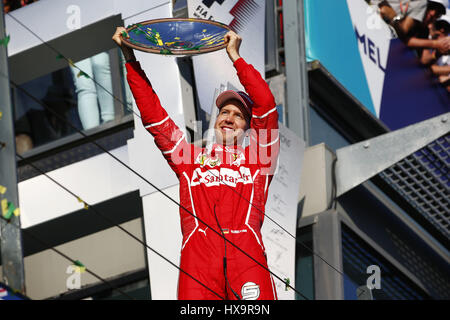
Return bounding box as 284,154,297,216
191,166,252,187
195,148,246,168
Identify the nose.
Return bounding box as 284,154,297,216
224,114,234,124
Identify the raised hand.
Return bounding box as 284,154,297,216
224,31,242,63
112,27,129,47
112,26,136,62
435,36,450,55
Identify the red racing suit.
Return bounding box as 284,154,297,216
126,58,279,300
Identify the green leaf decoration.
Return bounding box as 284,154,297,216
160,49,173,55
132,29,145,35
189,45,203,51
74,260,85,268
144,35,158,45
0,35,10,47
284,278,291,291
2,201,15,220
77,70,89,78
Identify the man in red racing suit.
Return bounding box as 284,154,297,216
113,27,279,300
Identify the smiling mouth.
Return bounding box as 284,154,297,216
221,127,234,133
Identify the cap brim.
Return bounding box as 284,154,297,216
216,90,248,108
215,90,252,120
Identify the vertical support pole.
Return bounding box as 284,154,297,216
282,0,310,145
0,3,26,294
312,211,344,299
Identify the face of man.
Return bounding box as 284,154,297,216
430,20,450,38
423,5,443,26
431,27,446,39
214,101,249,146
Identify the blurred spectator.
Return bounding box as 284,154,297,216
372,0,428,34
3,0,19,12
422,11,450,90
15,133,33,155
3,0,38,13
14,69,80,153
372,0,450,56
70,52,115,130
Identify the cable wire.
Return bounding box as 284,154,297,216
14,153,226,300
0,215,135,300
7,10,345,280
5,11,345,294
213,204,241,300
10,79,308,299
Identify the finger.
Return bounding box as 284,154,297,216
116,27,128,36
113,30,121,38
119,30,130,39
226,31,237,41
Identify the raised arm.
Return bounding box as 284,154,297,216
112,27,137,63
112,27,190,176
224,31,279,176
408,36,450,55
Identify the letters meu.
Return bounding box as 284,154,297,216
355,27,387,73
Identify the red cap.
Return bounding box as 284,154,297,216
216,90,253,120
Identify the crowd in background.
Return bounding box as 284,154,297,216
2,0,117,155
3,0,38,13
370,0,450,91
2,0,449,156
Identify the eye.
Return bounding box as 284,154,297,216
235,112,244,119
